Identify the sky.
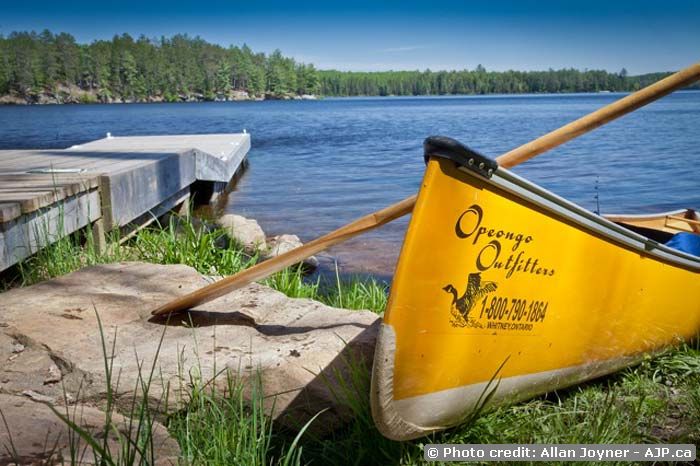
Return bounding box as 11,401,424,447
1,0,698,74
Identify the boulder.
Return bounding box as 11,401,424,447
216,214,267,254
230,90,250,101
36,93,59,105
0,262,380,437
0,394,179,465
0,94,28,105
264,234,319,272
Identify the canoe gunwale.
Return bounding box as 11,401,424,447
485,167,700,270
603,208,691,222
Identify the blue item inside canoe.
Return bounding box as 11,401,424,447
665,232,700,256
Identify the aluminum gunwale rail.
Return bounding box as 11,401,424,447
457,165,700,271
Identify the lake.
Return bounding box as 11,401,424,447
1,92,698,279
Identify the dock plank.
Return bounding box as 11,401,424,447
0,190,66,213
0,152,149,173
0,179,99,194
0,149,165,173
0,174,100,190
0,173,100,214
0,133,250,271
0,203,21,223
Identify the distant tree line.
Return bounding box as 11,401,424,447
0,30,696,103
0,30,320,102
319,66,699,96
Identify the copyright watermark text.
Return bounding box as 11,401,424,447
423,444,696,462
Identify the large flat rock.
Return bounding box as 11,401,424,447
0,262,380,438
0,394,179,464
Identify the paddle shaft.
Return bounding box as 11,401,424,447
497,62,700,168
668,215,700,227
152,62,700,316
152,195,417,315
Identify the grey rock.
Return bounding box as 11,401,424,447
230,90,250,101
0,262,380,434
265,234,302,256
0,394,180,464
216,214,266,253
0,332,86,400
11,342,24,353
0,94,27,105
44,363,62,384
36,93,58,105
264,234,319,271
21,390,55,403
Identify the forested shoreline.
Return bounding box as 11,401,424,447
319,68,699,96
0,31,320,104
0,30,697,104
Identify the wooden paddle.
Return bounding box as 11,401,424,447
667,215,700,233
152,61,700,317
668,215,700,227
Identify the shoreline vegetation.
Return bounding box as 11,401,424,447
2,212,699,464
1,30,699,105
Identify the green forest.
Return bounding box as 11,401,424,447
0,31,320,103
319,67,698,96
0,30,696,104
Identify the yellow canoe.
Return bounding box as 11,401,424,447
371,136,700,440
604,209,700,235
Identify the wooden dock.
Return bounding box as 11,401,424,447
0,133,250,272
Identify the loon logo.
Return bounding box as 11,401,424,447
443,272,498,328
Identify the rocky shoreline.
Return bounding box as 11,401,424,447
0,84,318,105
0,210,379,463
212,212,320,271
0,262,378,463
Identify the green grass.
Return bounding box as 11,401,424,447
322,266,388,314
81,323,700,465
263,265,388,314
286,345,700,466
11,209,126,287
9,213,385,314
168,366,322,466
13,214,257,287
131,215,257,276
3,212,700,465
45,330,700,466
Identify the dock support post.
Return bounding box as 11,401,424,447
92,218,107,254
176,194,191,219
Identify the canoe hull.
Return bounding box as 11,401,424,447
371,157,700,440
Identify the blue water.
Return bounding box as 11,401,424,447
1,92,698,277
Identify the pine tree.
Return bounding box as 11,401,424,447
0,36,9,94
215,59,232,94
266,49,288,95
